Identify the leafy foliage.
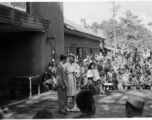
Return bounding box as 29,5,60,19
89,10,152,48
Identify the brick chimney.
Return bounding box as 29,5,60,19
80,18,86,28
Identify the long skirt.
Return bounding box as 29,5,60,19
67,73,76,97
57,87,67,111
88,78,95,86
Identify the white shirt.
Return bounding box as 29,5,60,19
123,73,129,83
64,62,80,74
87,70,94,78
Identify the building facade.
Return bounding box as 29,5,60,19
64,18,105,60
0,2,64,90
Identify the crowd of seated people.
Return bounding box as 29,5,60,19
76,46,152,94
42,45,152,94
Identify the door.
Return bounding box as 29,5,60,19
83,48,86,59
79,48,83,61
76,48,83,61
69,47,76,55
65,46,70,54
90,48,93,55
86,48,90,56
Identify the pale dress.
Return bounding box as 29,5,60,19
64,63,78,97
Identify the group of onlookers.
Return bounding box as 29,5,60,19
2,45,152,118
78,46,152,94
43,46,152,95
2,45,151,119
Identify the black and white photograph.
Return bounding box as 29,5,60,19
0,0,152,119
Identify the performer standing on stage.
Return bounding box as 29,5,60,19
56,54,68,115
64,54,80,111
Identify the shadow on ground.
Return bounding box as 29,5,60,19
2,90,152,119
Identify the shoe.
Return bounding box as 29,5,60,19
59,110,67,115
70,107,80,112
65,107,70,112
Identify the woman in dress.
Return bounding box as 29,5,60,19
86,62,101,94
64,54,79,111
86,63,96,87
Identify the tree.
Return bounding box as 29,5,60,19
120,10,143,41
90,9,152,48
110,1,120,51
91,22,99,33
148,22,152,32
100,19,118,40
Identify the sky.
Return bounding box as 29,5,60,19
64,1,152,29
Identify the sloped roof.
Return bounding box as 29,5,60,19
64,18,105,40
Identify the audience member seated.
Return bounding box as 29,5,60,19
145,64,151,75
123,74,134,90
77,61,85,89
74,90,96,118
112,72,118,92
32,109,53,119
141,71,152,90
125,95,144,118
43,62,57,91
133,73,141,90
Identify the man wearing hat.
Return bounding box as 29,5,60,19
125,95,145,118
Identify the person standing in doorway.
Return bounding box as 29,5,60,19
56,54,68,115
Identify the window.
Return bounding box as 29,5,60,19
65,47,69,54
86,48,90,56
69,47,76,55
90,48,93,55
51,46,55,61
83,48,86,59
78,48,83,60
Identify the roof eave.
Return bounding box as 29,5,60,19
64,27,105,42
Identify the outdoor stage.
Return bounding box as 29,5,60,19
2,90,152,119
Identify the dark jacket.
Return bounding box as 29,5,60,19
56,64,68,87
